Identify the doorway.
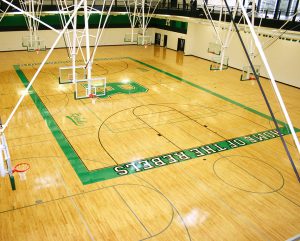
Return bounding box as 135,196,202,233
177,38,185,52
171,0,177,8
154,33,161,45
163,35,168,48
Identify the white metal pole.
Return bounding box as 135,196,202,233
249,0,255,61
0,0,13,22
31,0,37,42
1,133,12,174
0,0,85,133
218,0,223,33
220,0,238,70
89,0,114,63
84,0,92,95
72,0,78,83
29,0,33,46
93,0,106,48
142,0,145,44
132,1,137,42
0,135,5,177
0,148,5,177
199,0,223,45
238,0,300,155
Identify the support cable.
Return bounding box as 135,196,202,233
224,0,300,182
0,0,85,133
1,0,60,33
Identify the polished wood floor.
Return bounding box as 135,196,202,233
0,45,299,241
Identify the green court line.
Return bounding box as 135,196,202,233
18,56,299,131
128,57,300,132
82,81,148,99
14,65,88,180
13,58,300,185
19,57,127,67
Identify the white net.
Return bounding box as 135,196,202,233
240,65,260,81
210,56,229,70
18,171,27,181
137,35,152,46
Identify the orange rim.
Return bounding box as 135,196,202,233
13,163,30,173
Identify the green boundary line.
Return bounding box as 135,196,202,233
19,57,127,67
128,57,300,131
14,65,89,181
13,57,300,185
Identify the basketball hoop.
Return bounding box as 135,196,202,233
249,75,256,80
13,163,30,181
89,93,97,104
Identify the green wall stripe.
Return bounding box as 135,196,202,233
0,14,188,33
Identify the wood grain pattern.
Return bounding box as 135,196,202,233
0,46,299,241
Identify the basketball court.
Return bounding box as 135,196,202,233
0,43,299,240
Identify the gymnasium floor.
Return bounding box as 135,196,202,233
0,45,299,240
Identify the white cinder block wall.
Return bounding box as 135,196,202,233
151,28,186,49
0,28,140,51
185,22,300,88
0,21,299,87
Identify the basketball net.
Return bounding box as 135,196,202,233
89,93,96,104
13,163,30,181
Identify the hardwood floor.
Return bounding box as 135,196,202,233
0,45,299,241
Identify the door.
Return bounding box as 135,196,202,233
154,33,161,45
163,35,168,48
177,38,185,52
171,0,177,8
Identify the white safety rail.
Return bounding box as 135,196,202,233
240,65,260,81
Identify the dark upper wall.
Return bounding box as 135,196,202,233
0,13,188,33
1,0,299,32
